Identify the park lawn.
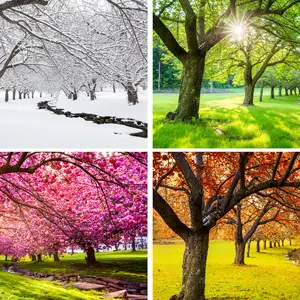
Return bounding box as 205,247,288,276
153,240,300,300
17,250,147,283
0,268,107,300
153,90,300,148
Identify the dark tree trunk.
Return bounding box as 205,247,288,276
124,242,127,250
263,239,267,250
256,240,260,253
90,89,96,100
19,92,22,99
167,55,205,120
86,246,97,265
285,87,288,96
73,89,78,100
115,244,119,251
289,239,292,245
278,86,282,97
23,92,26,99
281,239,284,246
234,241,246,265
294,88,297,95
31,255,36,261
53,252,60,262
243,83,255,105
5,89,9,102
5,255,8,261
40,91,42,98
13,88,16,100
37,254,42,262
274,242,277,247
289,89,292,95
113,83,116,93
172,231,209,300
259,87,263,102
277,241,281,247
269,241,273,248
140,237,144,249
132,238,136,252
247,240,251,258
270,86,275,99
31,91,35,98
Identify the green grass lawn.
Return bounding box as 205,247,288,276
0,269,107,300
0,250,146,299
153,240,300,300
14,250,147,283
153,89,300,148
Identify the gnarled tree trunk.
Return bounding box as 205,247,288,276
171,231,209,300
167,55,205,121
127,82,138,105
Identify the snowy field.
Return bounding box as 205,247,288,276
0,90,147,149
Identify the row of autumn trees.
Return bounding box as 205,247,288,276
153,0,300,120
0,0,147,104
153,152,300,300
0,152,147,265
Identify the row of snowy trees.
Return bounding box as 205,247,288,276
0,0,147,104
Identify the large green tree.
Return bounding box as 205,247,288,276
154,0,300,120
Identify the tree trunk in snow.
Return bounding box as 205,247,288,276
86,246,97,265
234,242,246,265
31,91,35,98
127,82,139,105
5,89,9,102
90,89,96,100
256,240,260,252
37,254,42,262
72,88,77,100
13,88,16,100
113,83,116,93
270,86,275,99
171,232,209,300
259,87,263,102
40,91,42,98
167,55,205,121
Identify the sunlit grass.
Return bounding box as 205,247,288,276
153,240,300,300
153,89,300,148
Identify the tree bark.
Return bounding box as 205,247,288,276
31,255,36,261
247,240,251,257
40,91,42,98
281,239,284,246
113,83,116,93
171,232,209,300
53,252,60,262
5,255,8,261
270,86,275,99
167,55,205,120
86,246,97,265
234,241,246,265
278,86,282,97
289,239,292,245
5,89,9,102
263,239,267,250
127,82,139,105
13,88,16,100
31,90,35,98
243,83,255,105
132,237,136,252
19,91,22,99
256,240,260,252
269,241,273,248
285,87,288,96
289,89,292,96
259,87,263,102
37,254,42,262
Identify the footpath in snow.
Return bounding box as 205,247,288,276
0,91,147,149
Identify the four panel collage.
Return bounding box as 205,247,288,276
0,1,299,300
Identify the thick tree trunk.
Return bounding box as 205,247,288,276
73,89,78,100
127,82,138,105
5,89,9,102
90,89,96,100
132,238,136,252
269,241,273,248
274,242,277,247
270,86,275,99
31,255,36,261
37,254,42,262
243,84,255,105
263,239,267,250
19,92,22,99
234,242,246,265
86,246,97,265
167,55,205,121
171,231,209,300
13,88,16,100
256,240,260,253
247,240,251,258
259,87,263,102
53,252,60,262
278,86,282,97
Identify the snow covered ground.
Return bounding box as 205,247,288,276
0,90,147,149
